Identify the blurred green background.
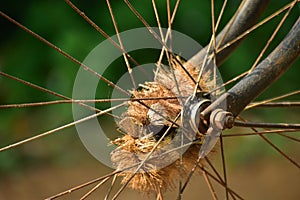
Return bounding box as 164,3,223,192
0,0,299,199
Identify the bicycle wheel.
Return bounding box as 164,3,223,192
0,0,299,199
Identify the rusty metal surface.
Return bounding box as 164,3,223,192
189,0,270,66
202,17,300,119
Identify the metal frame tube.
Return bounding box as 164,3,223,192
202,17,300,119
190,0,270,66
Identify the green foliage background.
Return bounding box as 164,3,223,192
0,0,299,173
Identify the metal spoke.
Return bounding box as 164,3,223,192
223,129,299,138
80,177,111,200
197,165,244,200
234,121,300,129
0,102,127,152
46,170,120,199
202,169,218,200
220,136,229,200
236,117,300,169
0,10,129,96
